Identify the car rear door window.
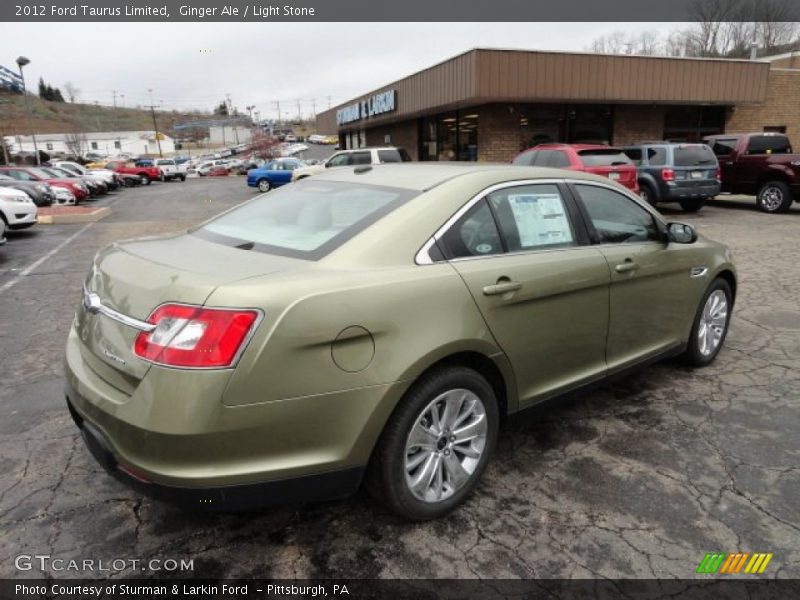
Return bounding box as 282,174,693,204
326,154,349,167
486,184,575,251
349,152,372,165
378,149,407,163
646,147,667,166
439,200,503,259
533,150,553,166
575,184,659,244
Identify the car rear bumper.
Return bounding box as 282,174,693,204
66,392,363,512
63,325,406,509
663,181,720,200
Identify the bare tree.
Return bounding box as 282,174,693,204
64,130,87,159
63,81,80,103
247,130,282,160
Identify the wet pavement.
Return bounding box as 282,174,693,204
0,180,798,579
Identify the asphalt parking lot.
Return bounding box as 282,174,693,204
0,178,798,579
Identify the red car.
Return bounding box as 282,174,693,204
0,166,90,201
104,161,162,185
512,143,639,193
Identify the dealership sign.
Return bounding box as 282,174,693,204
337,90,396,126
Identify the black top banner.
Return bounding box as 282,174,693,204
3,0,799,22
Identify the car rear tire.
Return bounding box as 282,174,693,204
679,199,705,212
180,175,186,182
257,179,271,192
140,175,151,185
639,182,657,207
684,278,732,367
756,180,792,214
366,366,499,520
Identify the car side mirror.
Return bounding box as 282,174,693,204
667,222,697,244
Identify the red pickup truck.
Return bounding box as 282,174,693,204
104,161,162,186
703,133,800,213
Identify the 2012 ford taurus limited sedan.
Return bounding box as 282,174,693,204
65,164,736,520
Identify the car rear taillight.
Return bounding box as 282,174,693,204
661,168,675,182
134,304,260,368
715,168,721,181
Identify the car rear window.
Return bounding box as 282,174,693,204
193,180,417,260
674,145,716,167
378,148,411,163
577,149,633,167
746,135,792,155
512,150,537,166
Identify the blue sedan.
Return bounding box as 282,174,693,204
246,158,304,192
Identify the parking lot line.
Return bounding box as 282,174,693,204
0,222,95,295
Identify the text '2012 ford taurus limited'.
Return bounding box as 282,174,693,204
65,164,736,520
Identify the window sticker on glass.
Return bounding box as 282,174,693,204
507,193,573,247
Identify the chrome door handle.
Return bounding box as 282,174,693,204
482,281,522,296
615,261,639,274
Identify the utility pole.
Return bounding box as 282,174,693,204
327,95,332,109
273,101,281,126
147,88,163,157
112,90,117,108
311,98,317,117
120,93,125,107
16,56,40,165
296,99,301,122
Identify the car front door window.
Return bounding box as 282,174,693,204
439,199,503,259
575,184,659,244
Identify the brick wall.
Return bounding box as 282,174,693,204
476,104,520,162
612,105,666,145
365,122,419,160
726,69,800,142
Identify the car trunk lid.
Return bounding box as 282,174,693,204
77,233,305,393
577,149,638,190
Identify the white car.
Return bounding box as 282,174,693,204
0,186,38,230
291,146,412,181
195,160,228,176
0,213,5,245
53,187,76,205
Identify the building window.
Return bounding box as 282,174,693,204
419,111,479,162
763,125,787,133
46,143,53,151
663,106,725,142
91,142,98,150
114,141,121,149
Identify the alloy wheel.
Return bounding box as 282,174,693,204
760,186,783,212
404,388,487,503
698,290,728,356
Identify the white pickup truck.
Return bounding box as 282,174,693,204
155,159,187,182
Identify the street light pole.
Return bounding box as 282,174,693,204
16,56,40,166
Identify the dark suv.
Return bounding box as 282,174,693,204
623,143,721,212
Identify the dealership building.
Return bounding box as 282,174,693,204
316,48,800,162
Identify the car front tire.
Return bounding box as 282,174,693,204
257,179,271,192
140,175,151,185
367,366,499,520
639,182,657,206
685,278,732,367
756,180,792,214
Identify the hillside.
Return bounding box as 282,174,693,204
0,90,210,138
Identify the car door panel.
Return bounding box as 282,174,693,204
453,249,610,406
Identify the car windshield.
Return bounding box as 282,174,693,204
193,180,418,259
674,145,716,167
577,149,633,167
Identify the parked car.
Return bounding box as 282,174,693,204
207,166,231,177
53,186,77,205
0,186,38,230
42,166,107,196
52,161,120,190
308,134,329,144
291,147,412,181
66,164,736,518
155,159,187,182
194,160,228,176
703,132,800,213
246,157,305,191
512,144,639,193
0,214,5,245
623,143,721,212
104,160,162,185
0,166,89,202
0,173,55,206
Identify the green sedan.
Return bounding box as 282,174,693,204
65,164,735,520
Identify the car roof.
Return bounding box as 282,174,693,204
308,162,614,191
532,143,621,151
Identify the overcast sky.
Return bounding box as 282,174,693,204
3,22,683,120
